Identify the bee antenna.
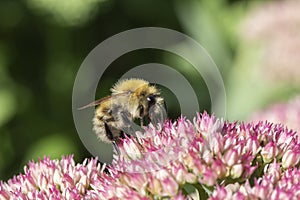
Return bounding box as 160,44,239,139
77,105,89,110
77,98,104,110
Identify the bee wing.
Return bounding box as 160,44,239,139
149,103,167,126
77,91,132,110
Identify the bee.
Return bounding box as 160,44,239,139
79,78,166,151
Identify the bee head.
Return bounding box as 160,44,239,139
127,81,166,124
135,93,165,124
138,94,162,117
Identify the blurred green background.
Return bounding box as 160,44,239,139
1,0,300,180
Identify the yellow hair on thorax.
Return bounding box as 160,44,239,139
111,78,150,94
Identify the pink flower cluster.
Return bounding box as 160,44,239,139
210,162,300,199
0,156,105,199
251,95,300,137
241,0,300,84
1,112,300,199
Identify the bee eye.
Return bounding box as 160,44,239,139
147,95,156,106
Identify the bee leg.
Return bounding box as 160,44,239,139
120,111,132,125
163,100,168,112
112,141,120,155
104,122,115,141
140,118,143,127
120,112,141,136
119,131,130,139
104,122,120,155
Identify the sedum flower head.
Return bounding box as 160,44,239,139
251,95,300,138
0,155,105,199
241,0,300,84
210,161,300,200
1,112,300,199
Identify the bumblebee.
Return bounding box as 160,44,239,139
79,78,165,148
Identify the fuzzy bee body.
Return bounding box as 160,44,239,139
92,97,125,143
80,78,165,144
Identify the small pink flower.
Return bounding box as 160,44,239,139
148,176,163,195
282,148,300,169
199,167,218,186
223,148,238,167
211,158,227,178
230,164,243,179
161,175,179,196
261,141,278,163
